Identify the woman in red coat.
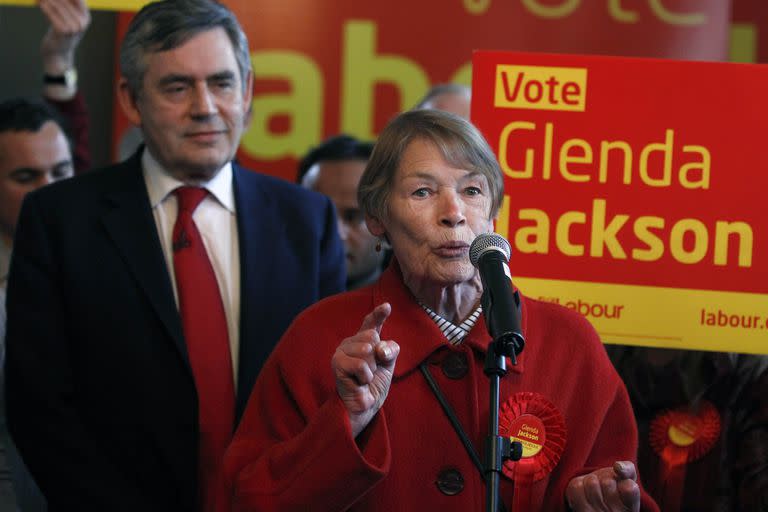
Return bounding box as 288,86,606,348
222,109,658,512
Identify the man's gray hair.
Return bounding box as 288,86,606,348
415,83,472,110
120,0,251,96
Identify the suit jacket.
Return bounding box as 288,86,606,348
4,151,345,512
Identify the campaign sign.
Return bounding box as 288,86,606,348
472,51,768,354
0,0,149,8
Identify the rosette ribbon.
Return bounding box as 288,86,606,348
649,400,721,512
498,392,566,511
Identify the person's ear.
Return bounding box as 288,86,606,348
117,77,142,127
242,71,253,113
366,215,386,238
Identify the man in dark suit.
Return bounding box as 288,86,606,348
297,135,387,290
4,1,345,511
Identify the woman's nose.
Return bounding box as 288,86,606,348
439,190,466,227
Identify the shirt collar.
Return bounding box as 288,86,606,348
373,260,526,378
419,301,482,345
142,147,235,212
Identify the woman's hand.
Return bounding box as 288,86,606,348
565,461,641,511
332,303,400,438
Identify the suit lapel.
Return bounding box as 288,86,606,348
232,166,282,420
100,153,188,365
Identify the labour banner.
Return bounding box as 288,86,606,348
0,0,148,8
471,50,768,354
108,0,731,181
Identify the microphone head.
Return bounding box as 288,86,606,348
469,232,511,267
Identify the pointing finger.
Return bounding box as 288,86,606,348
358,302,391,334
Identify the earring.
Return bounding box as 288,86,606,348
375,239,382,253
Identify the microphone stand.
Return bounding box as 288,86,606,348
483,293,524,512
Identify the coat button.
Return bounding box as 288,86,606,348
435,468,464,496
441,351,469,379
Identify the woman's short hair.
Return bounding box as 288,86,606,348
358,109,504,222
120,0,251,97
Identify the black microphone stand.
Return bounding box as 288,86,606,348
483,292,525,512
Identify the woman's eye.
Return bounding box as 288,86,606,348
464,186,482,196
412,188,430,198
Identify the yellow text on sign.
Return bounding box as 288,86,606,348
494,64,587,112
0,0,148,11
515,277,768,355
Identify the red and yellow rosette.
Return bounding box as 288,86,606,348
649,400,721,512
498,392,566,511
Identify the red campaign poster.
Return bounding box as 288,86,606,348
471,50,768,354
110,0,730,181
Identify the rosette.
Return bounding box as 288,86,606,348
648,400,721,512
498,392,566,510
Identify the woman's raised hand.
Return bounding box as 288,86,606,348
332,303,400,438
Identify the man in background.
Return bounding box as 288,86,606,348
0,97,74,512
299,134,385,290
5,1,344,510
1,2,90,509
607,346,768,510
0,103,74,292
415,83,471,120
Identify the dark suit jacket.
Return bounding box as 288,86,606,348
4,151,345,511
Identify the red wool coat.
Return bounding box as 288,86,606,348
223,264,658,511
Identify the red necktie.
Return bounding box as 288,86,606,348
172,186,235,510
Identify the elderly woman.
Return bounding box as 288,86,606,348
222,110,658,511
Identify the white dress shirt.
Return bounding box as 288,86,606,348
0,237,10,289
142,149,241,385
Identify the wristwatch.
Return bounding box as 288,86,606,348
43,68,78,88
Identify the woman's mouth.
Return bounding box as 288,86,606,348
433,241,470,258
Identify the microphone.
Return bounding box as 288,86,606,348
469,233,525,362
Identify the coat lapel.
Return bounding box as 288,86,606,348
232,166,282,419
100,153,188,365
